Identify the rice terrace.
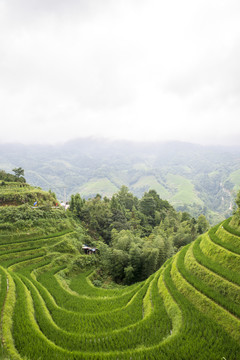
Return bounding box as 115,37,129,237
1,0,240,358
0,172,240,360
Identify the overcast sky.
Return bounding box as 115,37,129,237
0,0,240,145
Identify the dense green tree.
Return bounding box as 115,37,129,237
12,167,24,178
110,196,128,231
110,249,129,282
197,214,210,234
173,225,192,248
0,169,26,183
236,190,240,210
129,243,142,280
124,265,134,285
69,187,207,284
75,194,84,214
115,185,136,211
141,247,159,278
148,189,173,212
69,195,75,212
69,193,84,217
99,228,175,283
140,193,156,218
181,211,191,222
233,191,240,225
128,206,142,233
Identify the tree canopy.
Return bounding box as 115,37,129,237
12,167,25,178
0,169,26,183
69,186,210,284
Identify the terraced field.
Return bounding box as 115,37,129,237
0,219,240,359
0,181,57,207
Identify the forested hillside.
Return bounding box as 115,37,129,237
0,176,240,359
1,139,240,223
69,186,209,284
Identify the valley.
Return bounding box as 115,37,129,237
1,140,240,224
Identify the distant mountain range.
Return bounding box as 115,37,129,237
1,138,240,223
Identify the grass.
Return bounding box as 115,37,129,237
1,207,240,359
78,178,118,198
229,169,240,190
132,176,170,199
166,174,203,206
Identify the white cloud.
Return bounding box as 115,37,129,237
0,0,240,145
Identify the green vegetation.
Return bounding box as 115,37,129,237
166,173,203,206
0,168,26,184
132,175,171,199
230,169,240,190
0,175,240,359
69,186,208,284
1,140,240,223
79,178,119,199
0,173,57,207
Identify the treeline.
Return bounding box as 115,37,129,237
0,168,26,183
231,191,240,227
69,186,209,284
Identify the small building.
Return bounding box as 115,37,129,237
60,201,70,210
82,245,98,255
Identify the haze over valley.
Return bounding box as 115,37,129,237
1,139,240,224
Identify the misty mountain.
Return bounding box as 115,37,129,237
1,139,240,223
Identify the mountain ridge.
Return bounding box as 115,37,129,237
1,139,240,223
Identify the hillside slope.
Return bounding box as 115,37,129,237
0,181,57,207
0,201,240,358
